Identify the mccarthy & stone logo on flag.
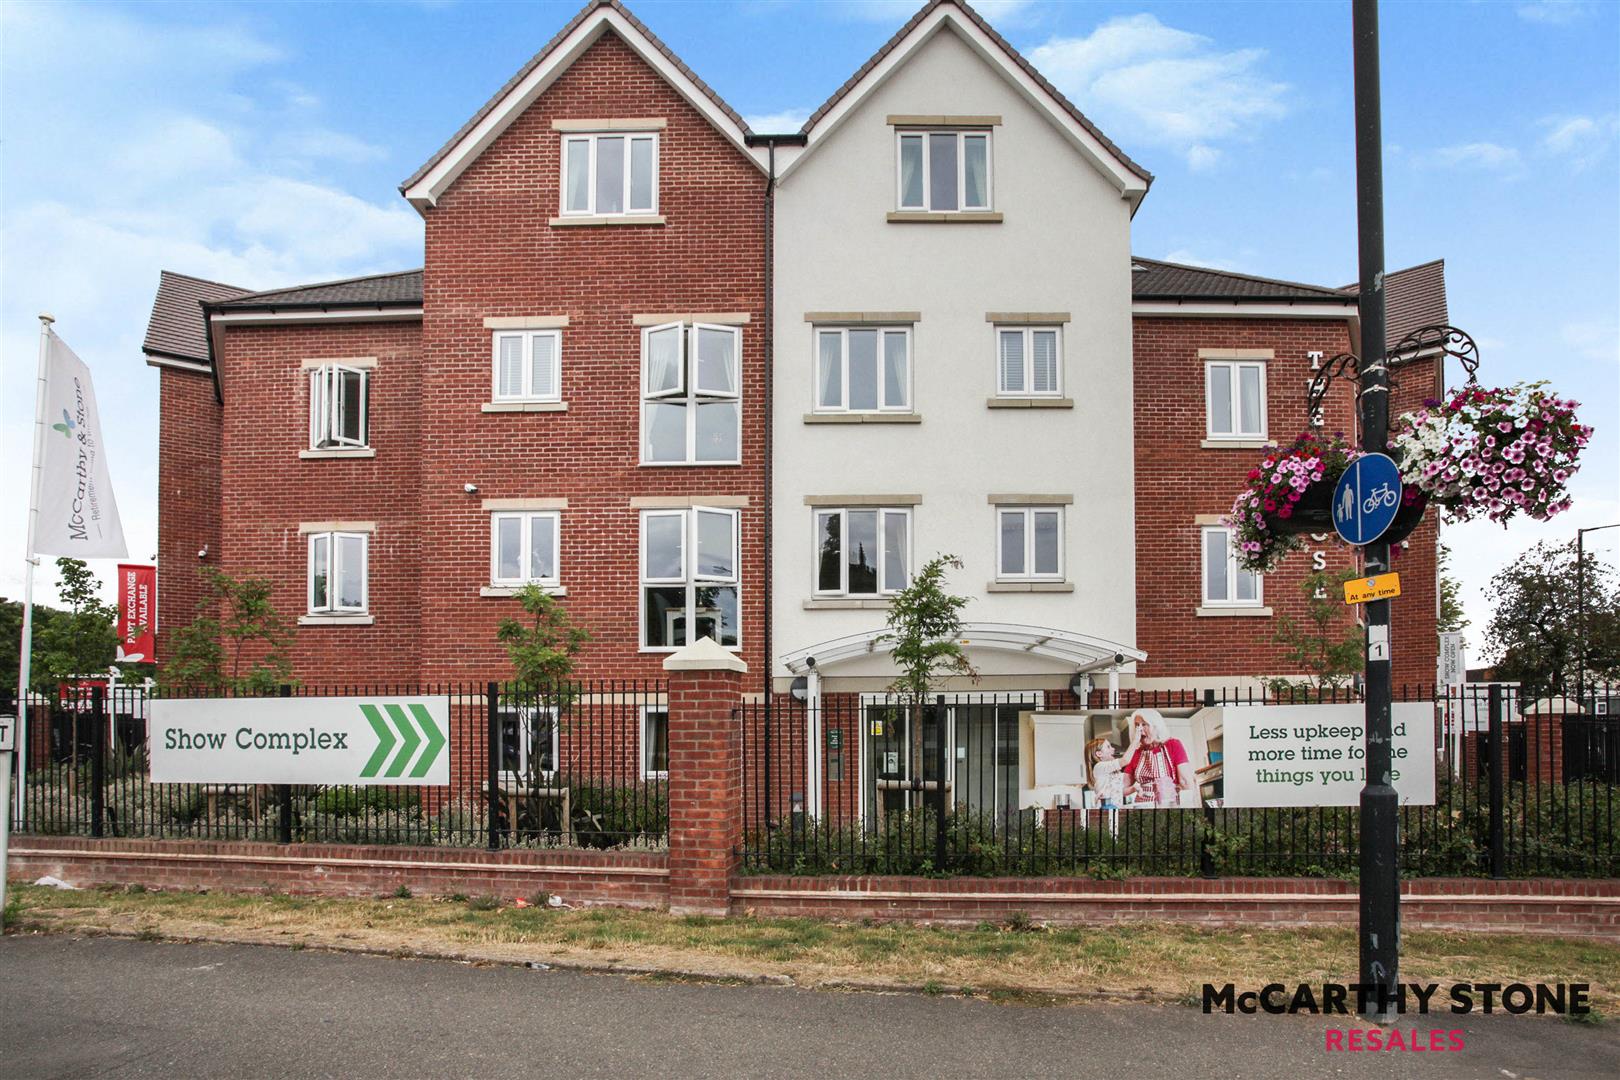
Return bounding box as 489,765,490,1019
35,330,126,558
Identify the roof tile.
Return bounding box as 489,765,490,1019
142,271,252,364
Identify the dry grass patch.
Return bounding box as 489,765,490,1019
8,884,1615,1012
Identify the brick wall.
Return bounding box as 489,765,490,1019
666,663,744,915
155,368,223,661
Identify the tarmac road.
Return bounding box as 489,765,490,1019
1,935,1615,1079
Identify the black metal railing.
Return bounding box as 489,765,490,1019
739,683,1619,878
5,680,666,851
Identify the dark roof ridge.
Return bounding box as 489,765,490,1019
1132,256,1350,300
800,0,1152,185
219,267,425,306
157,269,253,294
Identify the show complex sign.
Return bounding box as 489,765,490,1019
1222,703,1436,807
149,697,449,786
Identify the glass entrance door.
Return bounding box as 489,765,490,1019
862,700,948,828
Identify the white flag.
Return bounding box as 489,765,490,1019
33,330,127,558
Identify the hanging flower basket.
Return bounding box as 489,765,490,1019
1389,381,1590,526
1224,432,1359,574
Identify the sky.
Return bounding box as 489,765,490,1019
1,0,1616,664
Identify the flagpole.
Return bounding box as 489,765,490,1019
14,313,54,825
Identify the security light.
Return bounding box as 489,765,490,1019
463,483,479,494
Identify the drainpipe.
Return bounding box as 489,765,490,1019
1107,665,1121,709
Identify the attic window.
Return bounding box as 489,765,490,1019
896,130,991,213
561,133,658,217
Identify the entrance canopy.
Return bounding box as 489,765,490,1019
779,622,1147,675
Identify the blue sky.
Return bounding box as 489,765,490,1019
2,0,1616,660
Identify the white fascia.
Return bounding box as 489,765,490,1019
402,7,762,211
1131,302,1359,320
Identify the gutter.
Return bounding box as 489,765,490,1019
200,301,424,404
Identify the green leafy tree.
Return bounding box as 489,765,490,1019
1,596,66,694
1438,542,1469,635
879,553,978,702
34,558,118,687
159,568,294,693
1263,567,1365,695
1486,540,1620,695
496,584,590,689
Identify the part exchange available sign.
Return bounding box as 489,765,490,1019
150,697,449,786
1221,703,1436,808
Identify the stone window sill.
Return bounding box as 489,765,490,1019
482,401,568,413
298,614,375,626
480,585,568,598
1201,438,1270,449
299,448,376,459
549,214,665,227
803,413,921,424
887,211,1003,224
1195,606,1273,618
987,397,1073,409
986,581,1075,593
803,598,893,610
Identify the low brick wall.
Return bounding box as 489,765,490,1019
10,837,668,909
731,875,1620,940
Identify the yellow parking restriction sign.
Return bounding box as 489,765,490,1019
1344,573,1401,605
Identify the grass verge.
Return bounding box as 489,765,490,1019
6,884,1615,1012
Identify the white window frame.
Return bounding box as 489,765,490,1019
1200,526,1263,607
559,132,659,217
639,322,742,465
491,330,562,403
496,702,559,785
995,507,1065,582
489,511,562,588
994,326,1063,398
308,364,369,449
638,507,741,651
812,326,912,413
306,531,369,614
895,129,993,212
1205,360,1268,440
640,706,669,780
812,507,912,597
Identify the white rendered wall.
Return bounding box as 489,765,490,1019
771,25,1138,681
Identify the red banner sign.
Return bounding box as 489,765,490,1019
115,563,157,663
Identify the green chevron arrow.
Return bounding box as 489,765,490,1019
359,705,396,778
383,704,422,779
407,703,445,779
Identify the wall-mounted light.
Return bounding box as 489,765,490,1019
789,675,809,702
197,545,208,560
463,483,479,494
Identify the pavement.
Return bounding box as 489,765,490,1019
1,935,1616,1079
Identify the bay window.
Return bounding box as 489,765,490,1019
814,508,910,596
640,507,740,649
897,130,991,212
641,322,741,464
561,132,657,216
814,327,910,413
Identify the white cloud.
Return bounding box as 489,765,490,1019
1159,249,1244,273
270,128,391,164
1028,14,1287,167
742,108,812,134
1516,1,1596,25
1539,114,1619,168
1431,142,1522,171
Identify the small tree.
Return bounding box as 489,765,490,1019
1264,567,1365,696
1438,542,1469,635
35,558,118,688
878,554,977,795
496,584,589,689
159,568,294,693
1486,540,1620,695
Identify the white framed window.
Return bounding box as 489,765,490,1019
561,132,658,216
641,322,741,465
492,330,561,403
813,508,910,597
995,327,1062,397
490,512,561,587
896,129,991,212
640,707,669,779
997,507,1064,581
640,507,740,649
307,531,368,614
814,327,910,413
308,364,368,449
1206,360,1267,439
1201,526,1262,607
497,702,558,783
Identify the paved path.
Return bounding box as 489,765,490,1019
2,935,1615,1078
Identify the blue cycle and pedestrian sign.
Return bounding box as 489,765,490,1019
1332,452,1403,546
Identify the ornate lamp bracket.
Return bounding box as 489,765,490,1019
1303,324,1480,422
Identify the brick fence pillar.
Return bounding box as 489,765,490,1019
663,638,747,917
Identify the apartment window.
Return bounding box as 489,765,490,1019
641,322,741,464
307,532,368,614
1202,526,1262,606
497,703,558,782
640,508,740,649
308,364,368,449
641,707,669,779
492,330,561,403
897,130,991,212
561,132,657,216
1206,360,1266,439
814,508,910,596
996,327,1061,397
997,507,1063,580
814,327,910,412
490,512,560,587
